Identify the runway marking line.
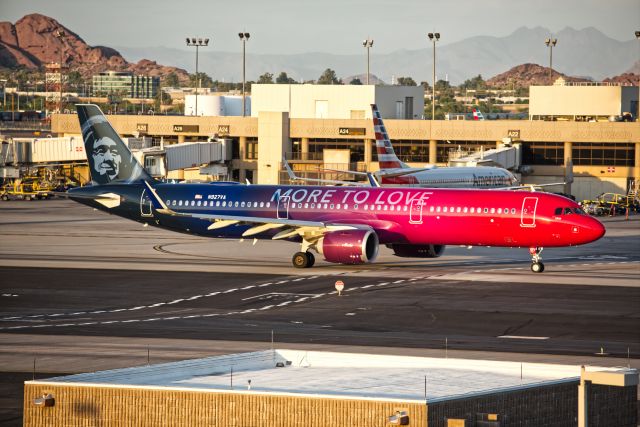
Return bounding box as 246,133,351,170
498,335,550,340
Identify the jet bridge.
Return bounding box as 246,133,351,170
134,139,232,179
448,142,522,170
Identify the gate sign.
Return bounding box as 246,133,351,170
507,129,520,139
335,280,345,296
218,125,230,136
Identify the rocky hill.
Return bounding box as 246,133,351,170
487,63,591,87
0,14,189,82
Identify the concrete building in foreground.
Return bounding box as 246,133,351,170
24,350,637,426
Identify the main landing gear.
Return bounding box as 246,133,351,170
292,251,315,269
529,247,544,273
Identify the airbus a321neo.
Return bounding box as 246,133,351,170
67,104,605,272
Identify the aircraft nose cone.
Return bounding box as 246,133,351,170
586,217,606,243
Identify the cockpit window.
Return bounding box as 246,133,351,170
573,207,585,215
564,207,573,215
554,207,562,215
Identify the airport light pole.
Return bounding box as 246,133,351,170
55,29,66,113
545,38,558,83
239,32,250,117
186,37,209,116
362,38,374,85
427,32,440,120
635,31,640,121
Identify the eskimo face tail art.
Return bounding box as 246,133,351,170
78,104,152,185
67,104,605,272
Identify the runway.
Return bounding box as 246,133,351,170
1,198,639,425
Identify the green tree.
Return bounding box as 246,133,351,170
189,72,214,88
396,77,417,86
276,72,296,84
349,78,362,85
317,68,340,85
459,74,486,90
163,72,180,88
258,72,274,84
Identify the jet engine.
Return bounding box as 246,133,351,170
389,244,445,258
318,229,379,264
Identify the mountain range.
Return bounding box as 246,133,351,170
115,26,638,84
0,14,637,86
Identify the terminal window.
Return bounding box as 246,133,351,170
522,142,564,166
572,143,635,166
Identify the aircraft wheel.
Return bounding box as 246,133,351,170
292,252,309,269
531,262,545,273
306,252,315,268
1,195,8,201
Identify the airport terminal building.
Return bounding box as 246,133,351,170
49,83,640,202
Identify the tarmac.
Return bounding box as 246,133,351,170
1,198,639,425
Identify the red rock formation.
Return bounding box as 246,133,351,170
0,13,188,82
487,63,590,87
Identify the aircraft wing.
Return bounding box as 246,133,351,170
142,181,367,242
376,168,434,178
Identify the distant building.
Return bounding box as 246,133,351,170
92,71,159,99
251,84,424,120
530,79,639,121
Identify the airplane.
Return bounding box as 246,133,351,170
285,105,518,189
66,104,605,272
367,105,518,188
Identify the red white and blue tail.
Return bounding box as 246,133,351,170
372,104,406,169
472,108,485,121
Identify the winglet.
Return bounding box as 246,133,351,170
143,181,171,213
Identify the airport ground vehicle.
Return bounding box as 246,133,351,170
0,179,53,201
580,192,639,216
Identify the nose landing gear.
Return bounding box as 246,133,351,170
529,247,544,273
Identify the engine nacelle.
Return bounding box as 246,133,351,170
389,244,445,258
318,229,379,264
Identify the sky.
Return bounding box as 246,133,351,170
1,0,638,55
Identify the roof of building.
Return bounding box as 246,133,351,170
31,349,622,403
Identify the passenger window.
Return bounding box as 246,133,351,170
483,208,488,213
364,205,369,210
330,204,334,209
304,203,308,208
383,205,388,211
197,201,202,206
430,206,435,212
344,204,349,210
511,208,516,214
260,202,264,208
456,207,461,213
354,204,359,209
443,207,448,213
241,202,245,207
463,207,468,213
436,206,441,212
222,201,226,207
235,202,239,207
266,202,271,208
490,208,495,214
470,207,474,213
311,203,316,209
497,208,502,214
554,207,562,215
403,206,408,212
172,200,176,206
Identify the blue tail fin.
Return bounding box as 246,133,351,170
77,104,152,185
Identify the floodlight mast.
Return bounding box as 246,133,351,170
186,37,210,116
239,32,250,117
363,38,374,85
427,32,440,120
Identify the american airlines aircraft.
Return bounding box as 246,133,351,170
370,105,518,188
67,104,605,272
